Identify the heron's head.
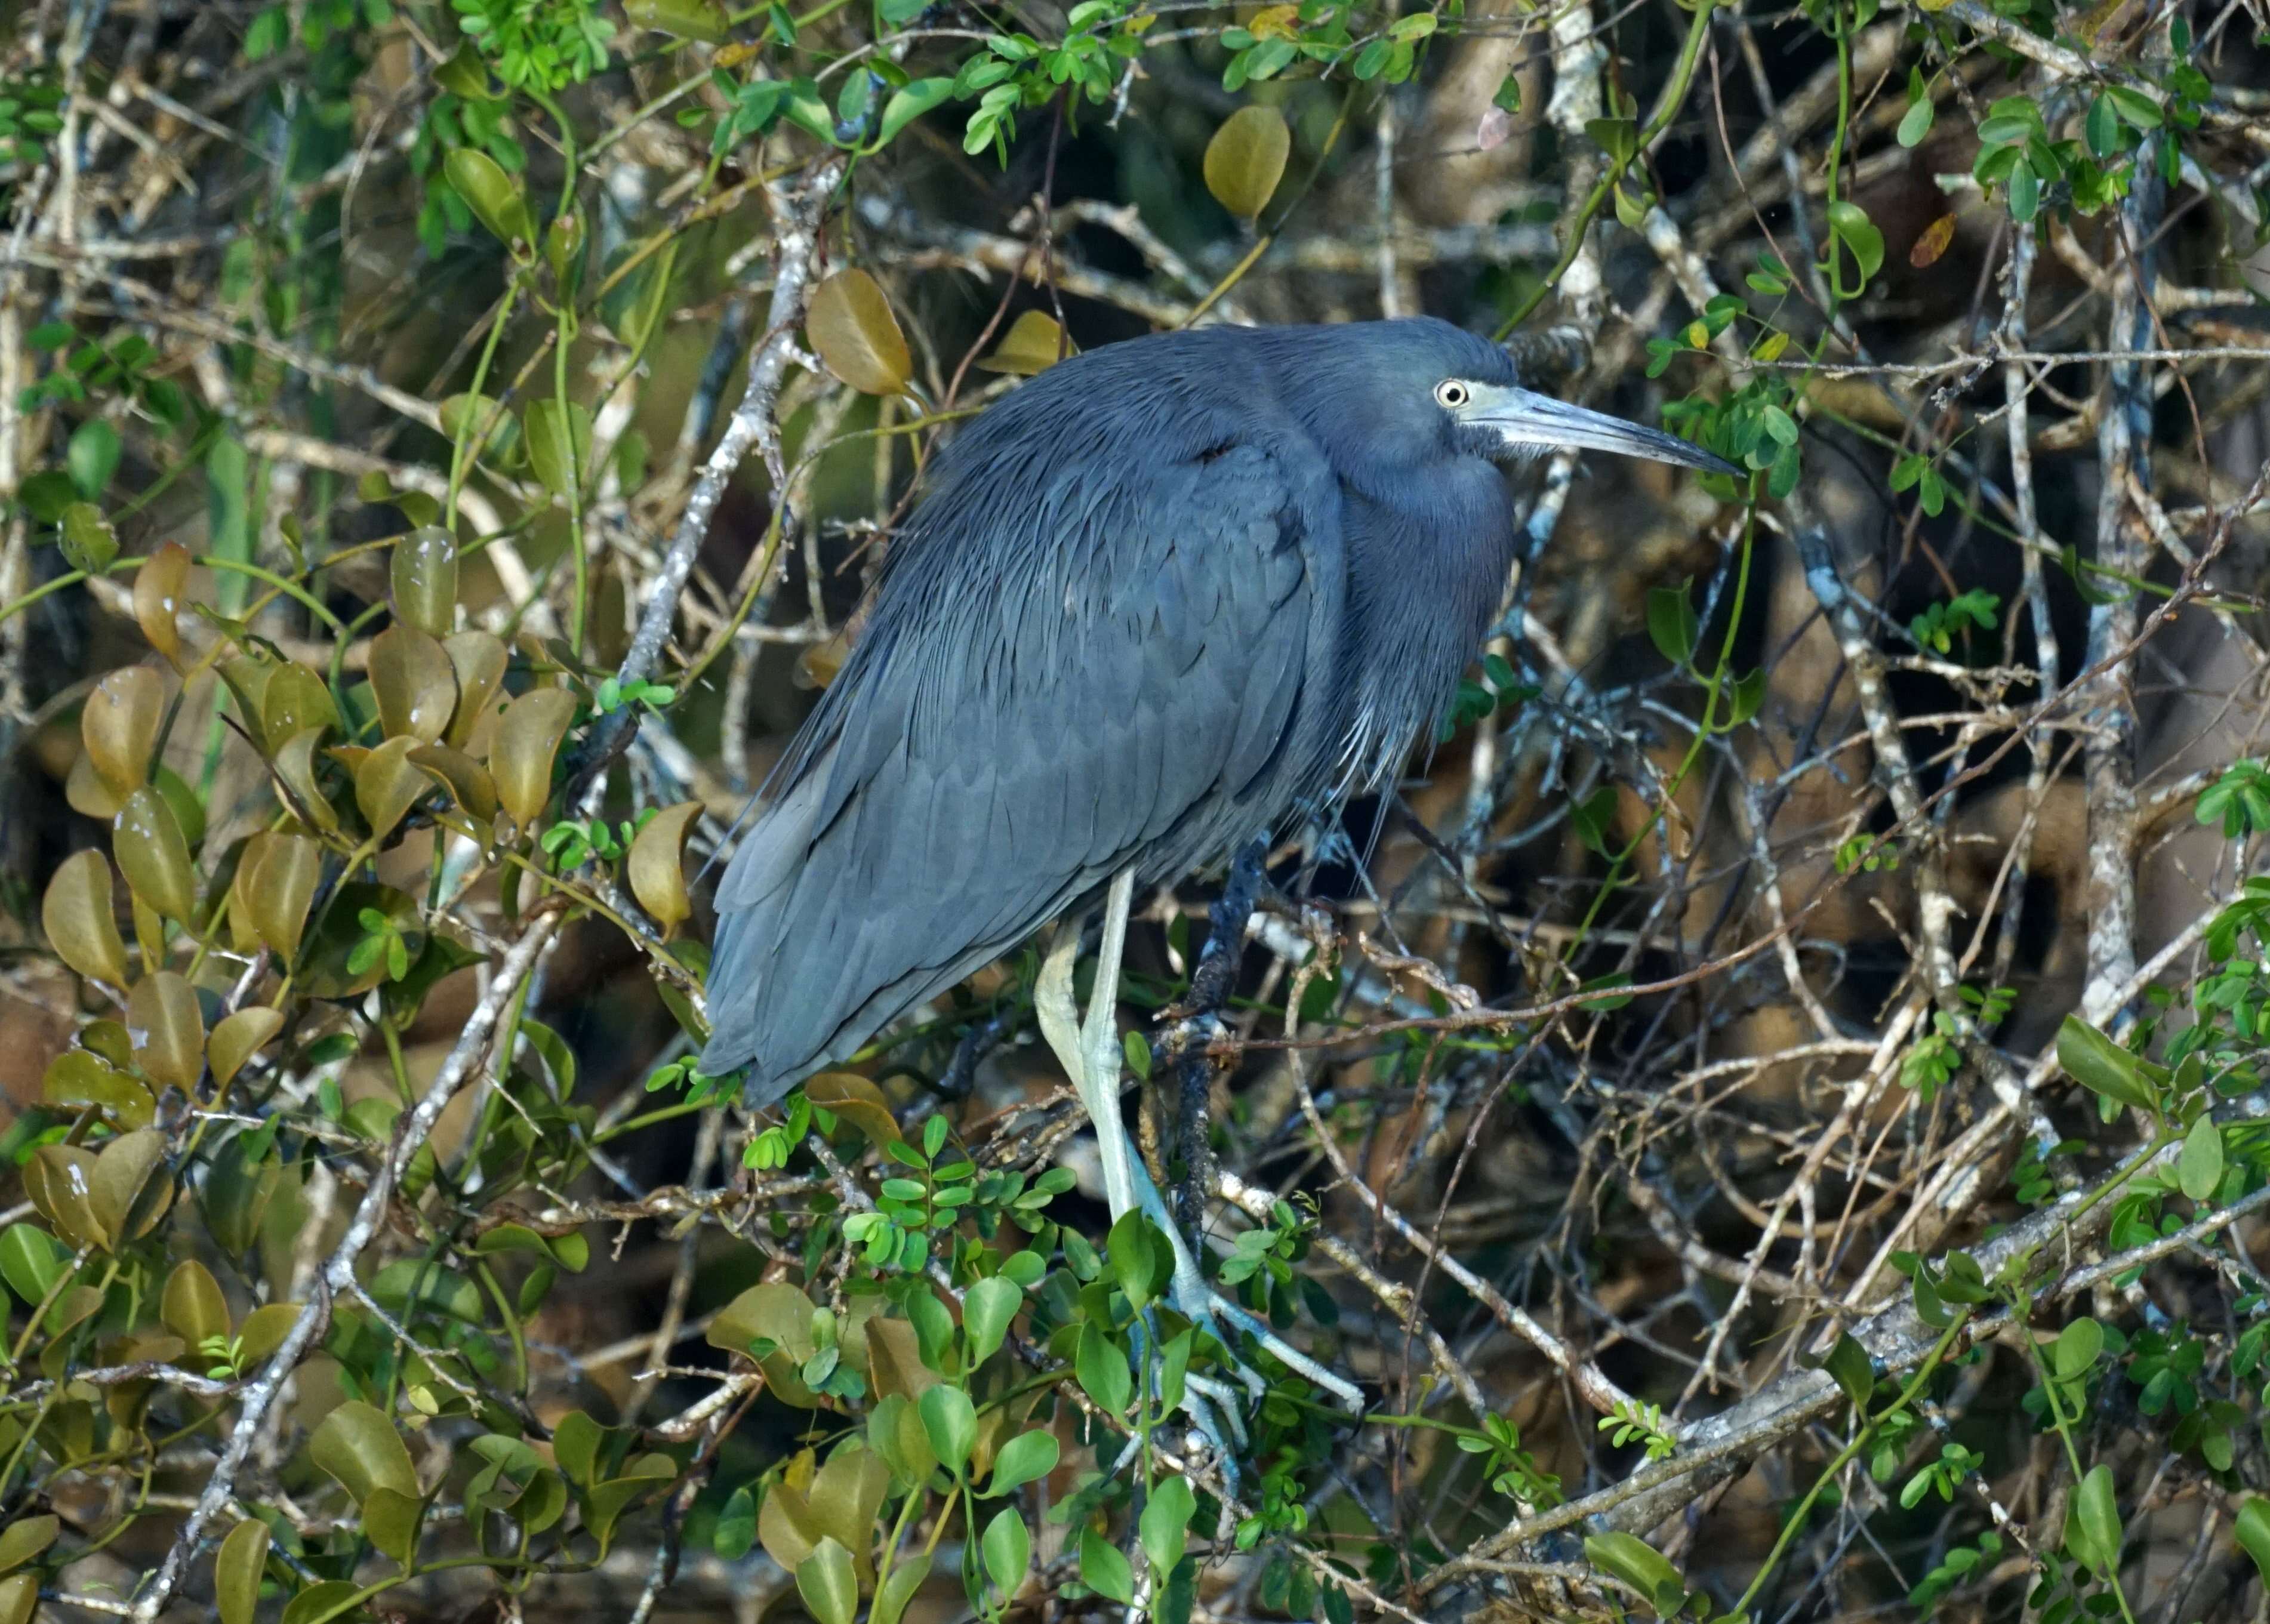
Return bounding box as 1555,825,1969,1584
1278,318,1738,480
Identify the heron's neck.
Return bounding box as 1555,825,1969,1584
1332,461,1519,789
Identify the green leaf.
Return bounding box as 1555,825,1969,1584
918,1383,976,1476
2085,95,2121,156
0,1515,56,1576
2065,1464,2122,1574
1076,1323,1133,1416
962,1274,1021,1367
2179,1115,2224,1201
713,1485,757,1559
2052,1317,2103,1379
1585,1531,1685,1614
1108,1209,1159,1310
309,1400,419,1506
215,1517,270,1624
59,502,118,575
443,146,535,246
2008,161,2040,223
982,1506,1030,1597
363,1485,423,1569
1570,785,1618,856
1080,1525,1134,1603
1584,116,1637,163
2234,1497,2270,1587
67,419,121,500
1139,1475,1194,1574
1820,1333,1874,1412
1646,581,1698,666
2104,84,2162,128
872,1552,931,1624
987,1429,1059,1496
1721,668,1767,728
2055,1016,2160,1114
797,1537,860,1624
522,398,593,501
1826,200,1884,282
1898,98,1934,147
877,77,954,144
0,1224,67,1310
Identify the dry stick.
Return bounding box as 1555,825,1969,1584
1424,1130,2199,1592
2078,153,2161,1024
1986,220,2060,995
131,909,564,1623
575,155,846,794
1285,1056,1638,1418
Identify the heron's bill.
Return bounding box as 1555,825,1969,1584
1467,384,1741,477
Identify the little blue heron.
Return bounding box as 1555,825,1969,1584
698,317,1735,1439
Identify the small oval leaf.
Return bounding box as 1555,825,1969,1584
390,526,459,637
310,1398,420,1506
444,147,535,247
1204,104,1290,220
82,665,165,797
368,625,458,744
356,735,433,844
807,269,913,396
43,849,129,987
91,1128,173,1247
488,687,578,830
976,310,1076,375
215,1517,270,1624
245,832,323,960
113,785,198,922
627,801,703,934
134,541,191,668
208,1006,285,1091
163,1258,231,1348
125,969,205,1093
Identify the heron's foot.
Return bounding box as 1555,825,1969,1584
1125,1152,1366,1419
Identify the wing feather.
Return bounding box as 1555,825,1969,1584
701,389,1343,1104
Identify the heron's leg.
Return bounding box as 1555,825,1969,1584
1036,877,1252,1480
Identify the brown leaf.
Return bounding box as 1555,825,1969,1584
368,625,458,744
208,1006,285,1090
488,686,578,830
245,832,323,959
390,526,460,638
113,785,198,923
808,269,913,396
271,727,342,833
356,735,433,843
125,969,205,1093
1909,213,1957,269
443,631,510,751
975,310,1077,377
91,1127,174,1246
1205,105,1290,220
133,542,191,669
260,663,338,755
83,665,165,797
43,848,130,987
627,801,703,936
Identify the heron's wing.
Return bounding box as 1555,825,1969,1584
701,437,1340,1102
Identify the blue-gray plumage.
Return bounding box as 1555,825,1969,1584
700,317,1735,1101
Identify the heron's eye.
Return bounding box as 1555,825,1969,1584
1434,381,1471,409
